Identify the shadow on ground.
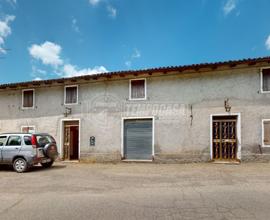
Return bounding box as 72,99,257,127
0,164,66,173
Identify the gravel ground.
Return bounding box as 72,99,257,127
0,162,270,220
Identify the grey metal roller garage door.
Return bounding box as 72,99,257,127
124,119,153,160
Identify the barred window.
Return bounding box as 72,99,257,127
130,79,146,100
22,90,34,108
65,86,78,104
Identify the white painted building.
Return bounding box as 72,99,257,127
1,57,270,163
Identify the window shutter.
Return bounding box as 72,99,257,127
131,80,145,99
66,87,78,104
262,69,270,92
23,90,34,108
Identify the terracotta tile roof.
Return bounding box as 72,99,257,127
1,56,270,89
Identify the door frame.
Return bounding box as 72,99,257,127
210,113,241,160
121,116,155,161
60,118,81,160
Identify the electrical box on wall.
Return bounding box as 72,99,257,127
90,136,95,146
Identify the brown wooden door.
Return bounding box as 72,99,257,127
212,116,237,160
63,126,71,160
70,126,79,160
63,121,79,160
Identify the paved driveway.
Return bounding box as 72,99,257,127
0,162,270,220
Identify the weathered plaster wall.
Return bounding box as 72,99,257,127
1,66,270,162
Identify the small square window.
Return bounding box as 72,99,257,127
21,126,35,133
262,68,270,92
65,86,78,104
22,90,34,108
130,79,146,100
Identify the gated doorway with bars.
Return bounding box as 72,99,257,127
211,114,241,162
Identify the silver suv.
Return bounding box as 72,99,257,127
0,133,58,173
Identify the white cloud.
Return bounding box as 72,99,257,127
89,0,101,6
125,48,141,68
33,77,43,81
28,41,63,67
6,0,17,6
266,35,270,50
223,0,237,15
0,15,15,54
32,66,47,75
8,0,16,3
132,48,141,58
125,61,131,68
62,64,108,77
107,5,117,18
31,66,47,81
71,18,80,33
89,0,117,18
28,41,108,78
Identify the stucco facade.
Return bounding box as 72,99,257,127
1,58,270,162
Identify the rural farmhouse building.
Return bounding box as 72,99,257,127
1,57,270,163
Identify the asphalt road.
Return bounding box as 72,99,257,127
0,162,270,220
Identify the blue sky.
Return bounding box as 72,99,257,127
0,0,270,84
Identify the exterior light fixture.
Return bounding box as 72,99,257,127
224,98,231,113
64,107,72,117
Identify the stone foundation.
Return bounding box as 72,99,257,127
80,152,122,163
77,146,270,164
153,153,210,163
241,154,270,162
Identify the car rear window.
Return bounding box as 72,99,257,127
36,135,56,148
0,136,7,146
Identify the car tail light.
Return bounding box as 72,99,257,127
31,135,37,148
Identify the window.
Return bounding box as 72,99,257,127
129,79,146,100
36,135,55,148
22,89,34,108
261,68,270,92
262,120,270,147
7,136,21,146
21,126,35,133
65,85,78,104
0,136,7,146
24,136,32,145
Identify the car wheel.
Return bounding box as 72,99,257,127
13,158,28,173
41,161,54,168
